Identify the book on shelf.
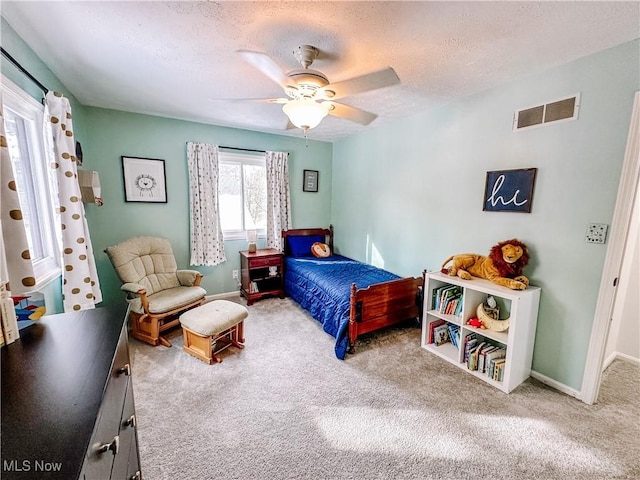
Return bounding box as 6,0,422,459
433,324,450,346
433,285,457,311
466,345,479,371
485,348,507,378
454,297,463,317
492,359,506,382
444,296,461,315
428,319,446,344
432,285,446,310
446,293,462,316
0,287,19,346
447,323,460,349
468,341,489,371
463,333,478,362
478,345,498,374
434,285,463,316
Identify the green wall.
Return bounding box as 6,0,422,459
82,108,332,308
331,40,640,391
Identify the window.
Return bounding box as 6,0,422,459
218,151,267,239
2,74,60,286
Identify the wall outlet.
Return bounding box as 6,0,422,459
232,270,239,280
585,223,608,244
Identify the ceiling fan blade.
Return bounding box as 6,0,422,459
237,50,290,89
319,67,400,100
209,97,288,105
326,102,378,126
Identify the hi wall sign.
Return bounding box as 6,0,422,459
483,168,537,213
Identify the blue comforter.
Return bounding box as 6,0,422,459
284,254,400,359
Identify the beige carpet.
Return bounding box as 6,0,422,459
130,297,640,480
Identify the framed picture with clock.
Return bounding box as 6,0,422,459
121,156,167,203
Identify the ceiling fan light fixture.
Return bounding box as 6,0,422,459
282,98,331,130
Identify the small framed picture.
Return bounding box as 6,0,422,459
303,169,319,192
121,156,167,203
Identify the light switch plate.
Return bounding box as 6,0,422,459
585,223,608,244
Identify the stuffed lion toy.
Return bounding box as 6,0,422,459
441,239,530,290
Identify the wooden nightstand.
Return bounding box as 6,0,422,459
240,248,285,305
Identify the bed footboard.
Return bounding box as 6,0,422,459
348,272,425,353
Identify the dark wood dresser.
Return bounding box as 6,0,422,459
1,305,141,480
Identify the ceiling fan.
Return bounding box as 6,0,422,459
237,45,400,133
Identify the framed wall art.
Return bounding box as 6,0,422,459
121,156,167,203
303,169,319,192
483,168,537,213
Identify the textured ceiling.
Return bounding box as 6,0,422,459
2,1,639,142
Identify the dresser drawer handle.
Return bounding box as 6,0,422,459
96,435,119,456
117,363,131,376
124,414,136,428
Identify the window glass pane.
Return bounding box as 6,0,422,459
219,162,243,231
218,152,267,237
2,74,61,286
3,110,45,260
243,163,267,230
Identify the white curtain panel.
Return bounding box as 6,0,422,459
265,151,292,251
186,142,226,266
45,92,102,311
0,96,36,293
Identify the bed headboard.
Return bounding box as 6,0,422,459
281,225,334,256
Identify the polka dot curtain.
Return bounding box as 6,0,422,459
45,92,102,311
186,142,226,266
0,97,36,294
265,151,292,252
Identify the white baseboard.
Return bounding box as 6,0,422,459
602,351,640,372
602,352,617,372
205,291,241,301
530,370,581,399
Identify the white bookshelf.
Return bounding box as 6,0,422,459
422,271,541,393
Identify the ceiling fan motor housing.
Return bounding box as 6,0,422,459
286,69,329,98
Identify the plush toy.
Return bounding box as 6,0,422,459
311,242,332,258
441,239,530,290
466,317,486,329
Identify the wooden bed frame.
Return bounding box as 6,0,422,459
282,226,424,353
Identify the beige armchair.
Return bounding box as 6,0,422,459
105,236,206,347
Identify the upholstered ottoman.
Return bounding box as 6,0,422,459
179,300,248,364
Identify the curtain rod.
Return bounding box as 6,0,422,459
1,47,49,95
186,142,266,154
219,145,266,154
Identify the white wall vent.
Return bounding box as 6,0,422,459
513,93,580,131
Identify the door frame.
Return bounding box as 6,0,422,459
581,91,640,404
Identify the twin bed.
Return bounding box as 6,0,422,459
281,226,424,359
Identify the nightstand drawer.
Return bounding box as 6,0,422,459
249,256,282,268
